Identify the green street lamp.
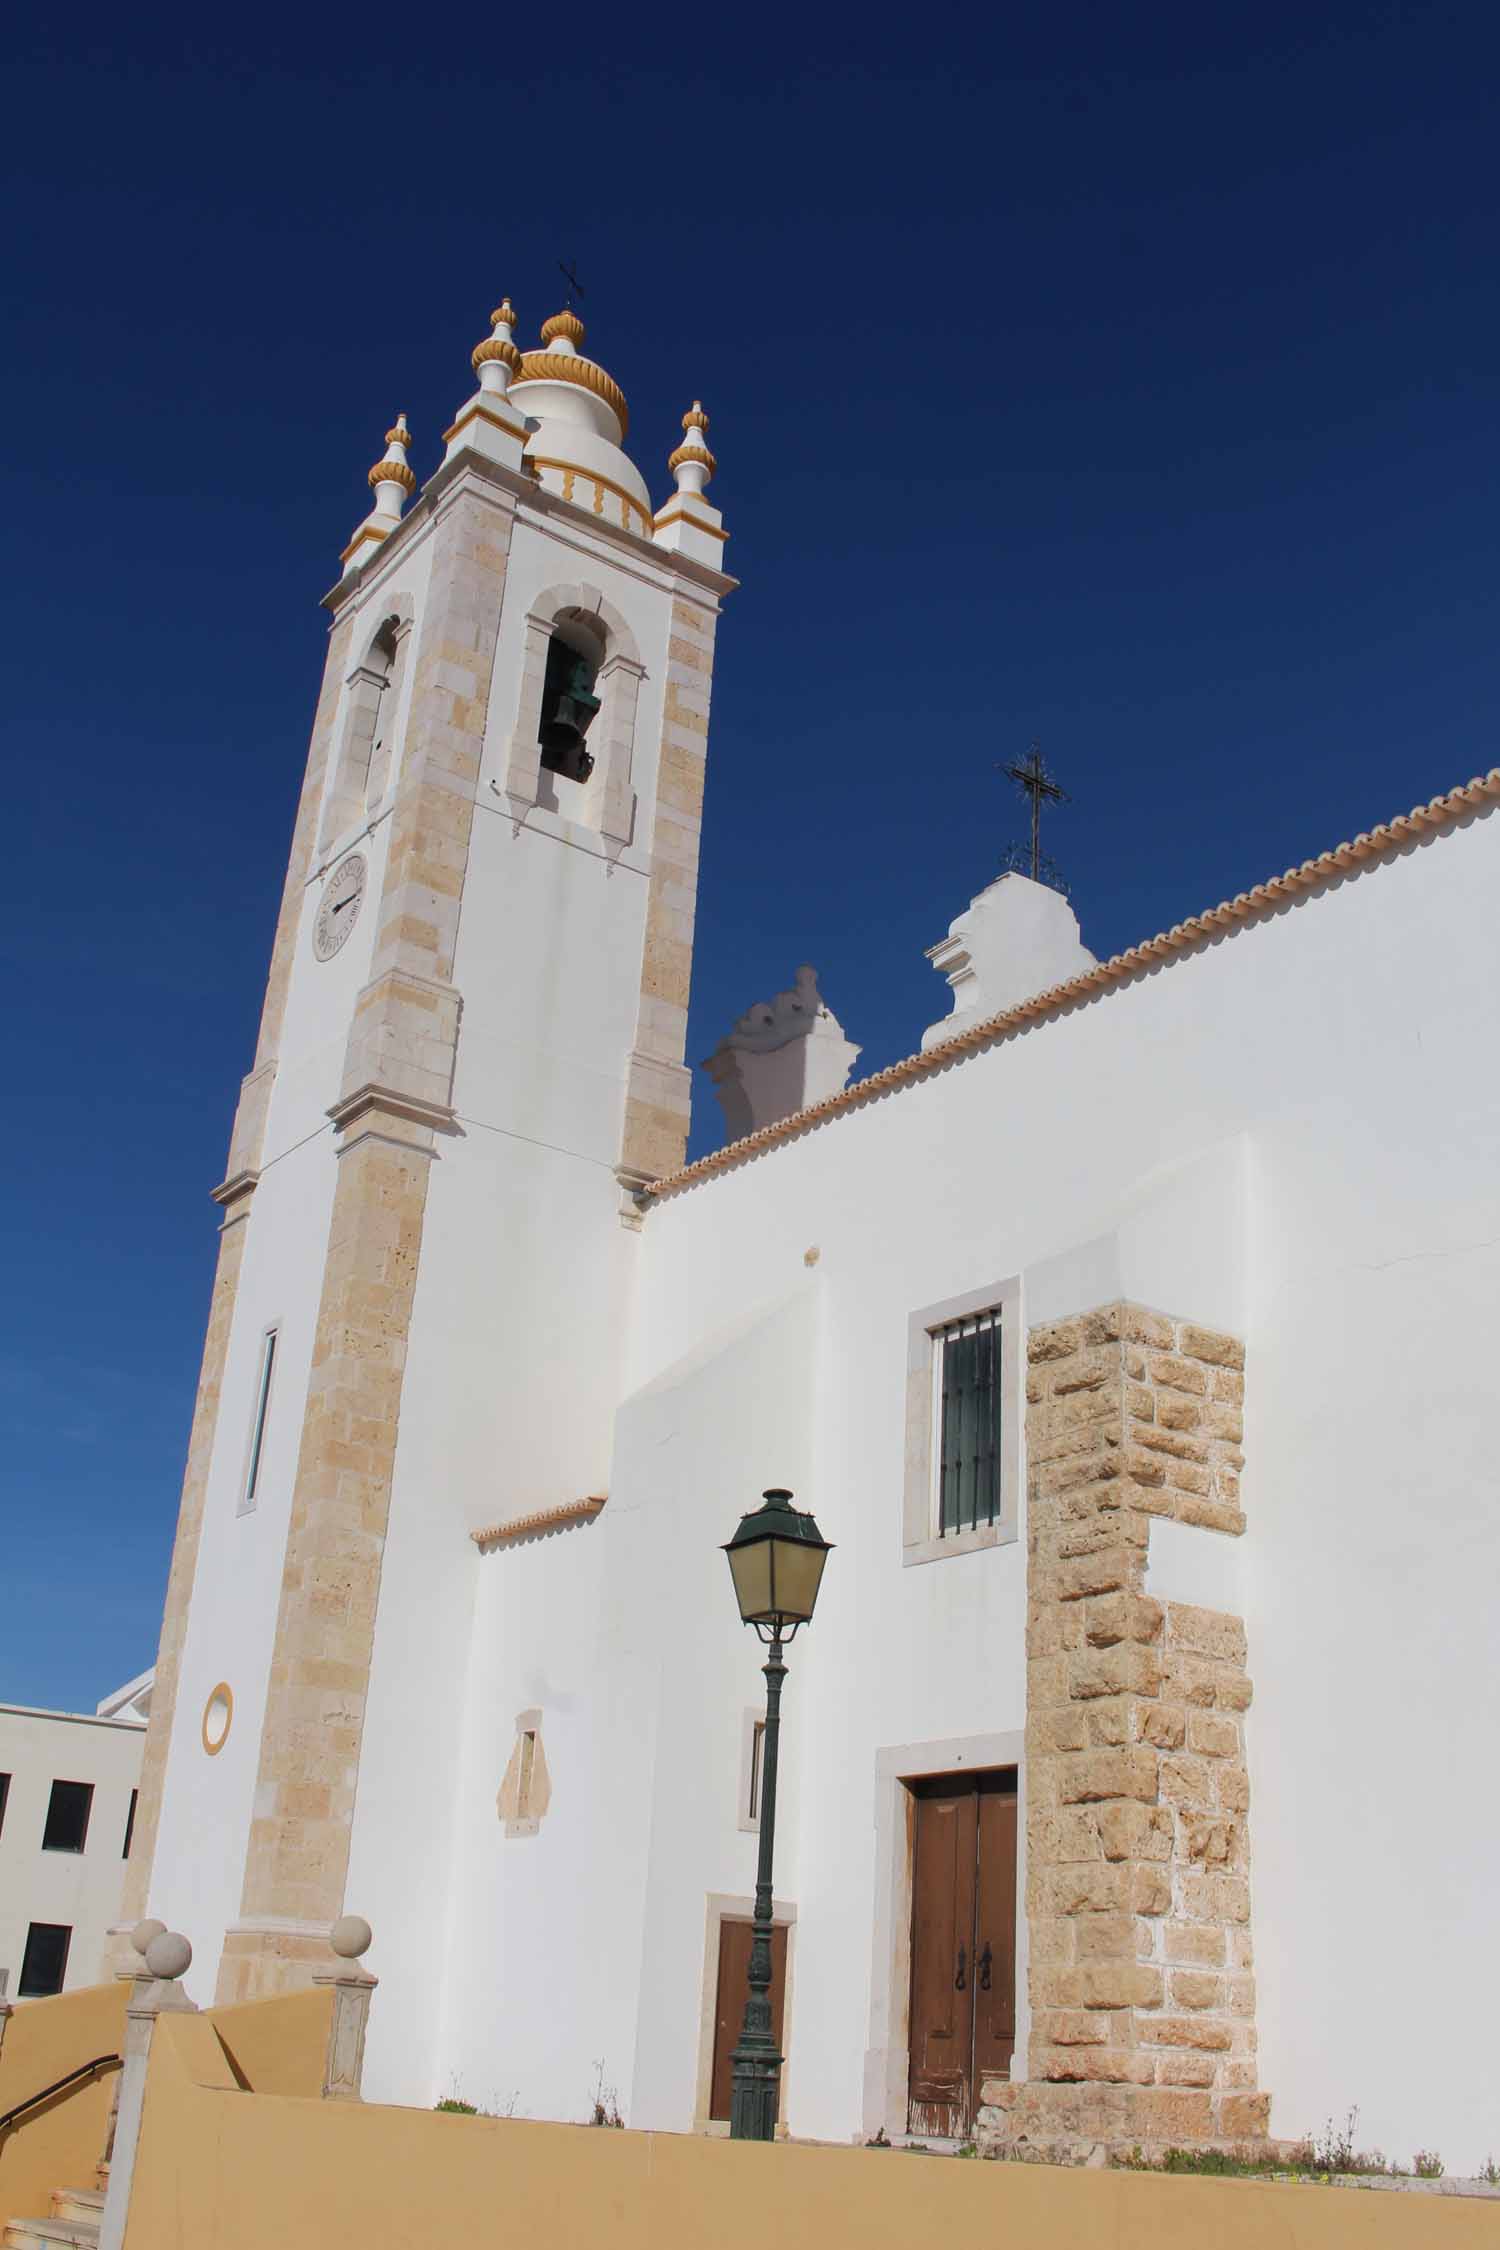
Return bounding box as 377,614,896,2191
722,1487,833,2142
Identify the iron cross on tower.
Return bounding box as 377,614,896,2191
558,258,585,304
1000,742,1069,883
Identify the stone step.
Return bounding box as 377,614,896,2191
2,2220,100,2250
49,2191,103,2225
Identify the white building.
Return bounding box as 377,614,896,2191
117,286,1500,2172
0,1673,150,1997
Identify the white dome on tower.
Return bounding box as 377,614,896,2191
510,308,653,533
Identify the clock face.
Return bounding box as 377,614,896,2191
313,852,367,961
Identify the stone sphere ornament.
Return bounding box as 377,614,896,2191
131,1918,166,1959
330,1914,373,1960
145,1930,192,1981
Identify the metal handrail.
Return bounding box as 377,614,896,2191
0,2053,121,2135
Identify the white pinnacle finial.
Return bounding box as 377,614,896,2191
368,413,416,523
340,413,416,573
667,401,716,498
471,298,521,403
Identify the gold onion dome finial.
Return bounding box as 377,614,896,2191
473,296,522,377
539,307,586,350
667,400,716,485
368,412,416,495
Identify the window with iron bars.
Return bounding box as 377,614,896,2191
934,1308,1003,1536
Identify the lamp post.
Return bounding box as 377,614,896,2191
722,1487,833,2142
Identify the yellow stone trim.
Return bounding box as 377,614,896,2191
339,523,389,564
539,309,586,348
652,506,729,542
529,456,652,537
471,1495,607,1548
368,458,416,494
667,440,717,479
514,351,629,437
648,761,1500,1197
441,401,530,448
201,1682,233,1756
472,336,522,373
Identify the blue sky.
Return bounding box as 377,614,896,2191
4,1,1497,1710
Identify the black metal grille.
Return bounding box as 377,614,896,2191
937,1310,1002,1535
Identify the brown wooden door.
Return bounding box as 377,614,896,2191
709,1920,788,2122
907,1771,1017,2137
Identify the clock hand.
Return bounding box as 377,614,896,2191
331,892,360,913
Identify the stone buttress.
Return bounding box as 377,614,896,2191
978,1302,1270,2159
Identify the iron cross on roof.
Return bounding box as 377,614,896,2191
999,743,1069,885
558,258,585,304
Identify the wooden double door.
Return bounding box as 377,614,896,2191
907,1771,1017,2137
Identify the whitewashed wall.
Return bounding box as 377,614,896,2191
617,802,1500,2167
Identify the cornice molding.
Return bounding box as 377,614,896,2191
210,1167,259,1219
471,1496,607,1549
327,1083,460,1137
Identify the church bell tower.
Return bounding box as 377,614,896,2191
118,293,734,2036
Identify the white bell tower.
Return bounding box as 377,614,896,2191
120,294,735,2061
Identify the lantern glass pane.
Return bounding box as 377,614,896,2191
768,1536,828,1624
728,1537,774,1623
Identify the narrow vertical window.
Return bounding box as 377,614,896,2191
936,1308,1002,1536
0,1772,10,1841
122,1787,139,1859
42,1780,93,1854
19,1922,72,1997
517,1729,537,1815
242,1326,279,1512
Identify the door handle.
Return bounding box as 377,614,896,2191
978,1942,993,1993
954,1944,967,1991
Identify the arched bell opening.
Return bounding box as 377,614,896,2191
537,610,606,787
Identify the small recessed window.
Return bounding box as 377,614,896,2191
0,1772,10,1842
241,1326,279,1512
42,1779,94,1854
903,1280,1019,1567
122,1787,139,1860
934,1307,1003,1537
19,1922,72,1997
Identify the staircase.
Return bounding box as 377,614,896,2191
3,2179,105,2248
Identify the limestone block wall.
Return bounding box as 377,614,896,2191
979,1302,1267,2155
620,596,719,1188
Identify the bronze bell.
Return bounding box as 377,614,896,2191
538,637,602,783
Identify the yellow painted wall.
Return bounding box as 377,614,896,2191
0,1982,127,2232
120,2008,1497,2250
209,1988,332,2096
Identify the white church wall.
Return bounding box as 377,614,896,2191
147,1127,342,1994
617,1292,818,2133
429,1293,817,2129
628,806,1500,2163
